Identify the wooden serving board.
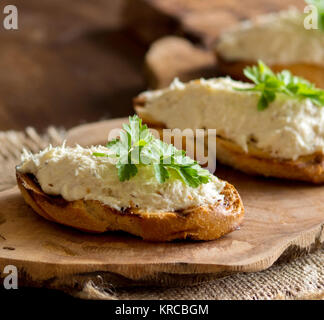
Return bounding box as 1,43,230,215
0,118,324,289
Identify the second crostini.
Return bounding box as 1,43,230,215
135,62,324,183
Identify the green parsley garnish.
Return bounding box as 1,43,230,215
93,115,211,188
306,0,324,30
237,61,324,110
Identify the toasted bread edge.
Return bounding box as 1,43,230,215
16,171,244,242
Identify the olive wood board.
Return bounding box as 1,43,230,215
0,118,324,288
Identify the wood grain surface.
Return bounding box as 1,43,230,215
0,118,323,288
0,0,306,132
0,0,145,132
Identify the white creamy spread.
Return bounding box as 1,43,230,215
17,144,225,213
216,9,324,65
140,77,324,160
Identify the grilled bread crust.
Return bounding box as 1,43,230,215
215,53,324,89
16,171,244,242
215,135,324,183
135,99,324,184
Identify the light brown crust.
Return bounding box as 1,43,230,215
215,53,324,89
134,98,324,184
16,171,244,242
215,136,324,183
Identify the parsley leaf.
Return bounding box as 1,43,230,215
237,61,324,110
117,163,138,181
153,164,169,184
93,115,211,188
92,152,108,157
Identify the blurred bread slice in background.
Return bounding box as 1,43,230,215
145,36,216,89
214,9,324,88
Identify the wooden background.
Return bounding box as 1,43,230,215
0,0,304,132
0,0,316,301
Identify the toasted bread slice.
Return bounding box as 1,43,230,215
135,99,324,184
215,135,324,183
16,171,244,242
215,53,324,89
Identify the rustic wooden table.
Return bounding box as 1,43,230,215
0,0,304,132
0,0,308,301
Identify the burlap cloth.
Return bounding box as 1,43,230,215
0,128,323,300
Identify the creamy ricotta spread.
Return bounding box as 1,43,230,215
140,77,324,160
17,144,225,213
216,9,324,65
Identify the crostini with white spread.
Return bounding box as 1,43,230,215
135,62,324,183
16,116,244,241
